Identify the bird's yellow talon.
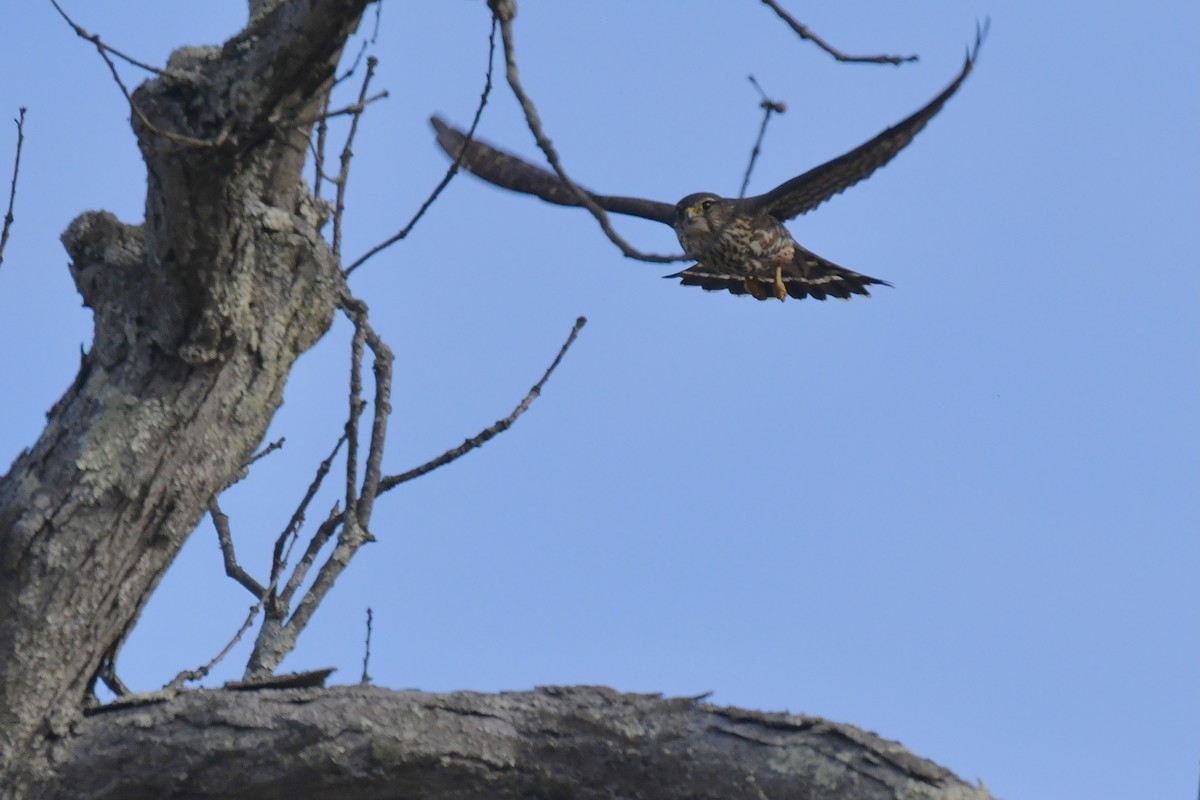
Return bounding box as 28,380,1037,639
773,266,788,301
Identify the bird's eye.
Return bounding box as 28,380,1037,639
700,199,715,211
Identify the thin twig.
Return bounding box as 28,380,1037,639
278,503,344,609
47,0,168,75
759,0,918,65
360,607,373,685
337,293,393,526
0,107,26,269
491,3,679,264
164,603,262,690
274,297,391,649
270,432,348,593
345,16,498,276
380,316,587,491
246,437,286,468
291,90,388,129
281,510,371,657
335,0,383,85
343,311,368,524
332,57,379,259
313,93,332,199
49,0,223,149
739,77,786,199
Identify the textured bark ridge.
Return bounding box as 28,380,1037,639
46,686,992,800
0,1,369,793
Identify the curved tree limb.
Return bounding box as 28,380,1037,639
759,0,918,65
46,686,993,800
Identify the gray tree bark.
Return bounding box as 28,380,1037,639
0,0,365,794
0,3,994,798
44,686,991,800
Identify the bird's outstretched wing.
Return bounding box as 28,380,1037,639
745,22,987,222
430,117,676,225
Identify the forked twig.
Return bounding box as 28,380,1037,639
739,76,786,198
236,292,394,680
49,0,225,149
275,297,391,639
272,433,348,597
345,16,498,276
336,0,383,85
174,500,297,690
760,0,918,65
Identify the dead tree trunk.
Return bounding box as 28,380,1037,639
0,1,366,793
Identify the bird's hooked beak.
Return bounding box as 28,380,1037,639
680,202,708,228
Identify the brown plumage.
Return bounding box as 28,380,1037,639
432,26,985,302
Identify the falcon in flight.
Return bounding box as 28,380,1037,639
432,31,984,302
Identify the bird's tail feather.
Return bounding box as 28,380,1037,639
666,245,890,301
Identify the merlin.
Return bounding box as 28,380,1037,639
432,31,984,302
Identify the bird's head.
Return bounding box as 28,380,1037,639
673,193,731,236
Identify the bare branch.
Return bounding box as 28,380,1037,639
242,291,394,679
47,0,168,76
291,90,388,130
380,315,587,491
164,603,261,690
345,16,498,276
242,312,586,678
342,313,367,525
270,433,348,594
312,93,332,199
0,107,26,269
211,503,267,598
759,0,919,65
277,503,343,610
490,2,679,263
354,315,392,526
331,57,380,258
49,0,226,149
739,76,786,199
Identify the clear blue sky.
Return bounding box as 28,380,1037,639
2,2,1197,799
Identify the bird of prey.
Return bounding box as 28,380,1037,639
432,32,984,302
